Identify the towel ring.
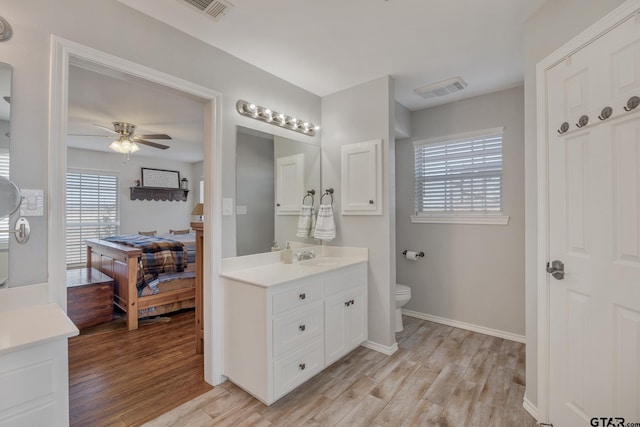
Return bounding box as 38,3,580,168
320,188,334,205
302,189,315,206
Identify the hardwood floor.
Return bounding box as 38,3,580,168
144,316,536,426
68,309,212,427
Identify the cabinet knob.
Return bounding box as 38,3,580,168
299,324,306,332
369,200,374,204
277,203,281,207
299,363,306,370
344,301,351,307
299,293,306,300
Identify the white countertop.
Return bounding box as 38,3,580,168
221,257,367,288
0,303,79,355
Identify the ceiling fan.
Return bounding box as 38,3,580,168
71,121,172,155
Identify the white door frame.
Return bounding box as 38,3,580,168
535,1,640,422
48,36,225,385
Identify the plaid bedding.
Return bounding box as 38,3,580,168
103,234,188,289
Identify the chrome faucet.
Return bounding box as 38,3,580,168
296,250,316,261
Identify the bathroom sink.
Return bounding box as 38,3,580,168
299,257,343,267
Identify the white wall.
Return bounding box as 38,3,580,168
321,76,396,348
523,0,626,409
396,86,525,336
67,147,197,236
1,0,321,288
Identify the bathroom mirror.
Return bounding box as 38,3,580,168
236,126,320,256
0,62,11,288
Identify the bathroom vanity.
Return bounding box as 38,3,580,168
221,246,367,405
0,303,78,426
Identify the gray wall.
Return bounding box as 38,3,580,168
321,76,396,348
2,0,320,287
396,86,525,335
236,132,274,256
522,0,626,408
67,147,197,237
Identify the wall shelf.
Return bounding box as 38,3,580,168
130,187,189,202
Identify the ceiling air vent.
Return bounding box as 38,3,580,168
414,77,468,99
182,0,233,21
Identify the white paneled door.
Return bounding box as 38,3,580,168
546,15,640,425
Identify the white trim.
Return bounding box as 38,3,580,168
48,36,224,386
523,396,538,421
361,340,399,356
402,309,526,343
410,214,509,225
534,1,640,423
412,126,505,147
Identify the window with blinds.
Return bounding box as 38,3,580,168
414,128,503,215
0,150,9,248
66,171,119,266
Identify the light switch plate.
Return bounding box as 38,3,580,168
237,205,247,215
222,197,233,216
19,189,44,216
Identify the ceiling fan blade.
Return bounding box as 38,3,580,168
92,124,118,134
68,133,114,138
136,133,172,140
135,139,170,150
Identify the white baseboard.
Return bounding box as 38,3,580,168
361,340,398,356
402,309,526,343
522,396,538,420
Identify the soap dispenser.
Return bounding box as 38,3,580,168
282,242,293,264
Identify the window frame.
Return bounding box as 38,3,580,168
65,169,120,268
410,127,509,225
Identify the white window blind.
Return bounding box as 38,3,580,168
414,128,503,214
66,171,119,266
0,150,9,248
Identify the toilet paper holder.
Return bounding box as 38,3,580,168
402,250,424,258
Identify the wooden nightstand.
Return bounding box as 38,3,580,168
66,267,114,329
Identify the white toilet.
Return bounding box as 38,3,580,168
395,284,412,332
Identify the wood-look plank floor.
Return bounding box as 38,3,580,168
144,316,537,426
68,309,212,427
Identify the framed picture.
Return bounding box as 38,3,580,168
141,167,181,188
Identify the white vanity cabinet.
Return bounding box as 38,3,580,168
223,261,367,405
0,304,78,427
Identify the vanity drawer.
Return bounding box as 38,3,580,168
273,302,323,359
274,339,324,399
272,279,323,315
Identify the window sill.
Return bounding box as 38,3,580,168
410,214,510,225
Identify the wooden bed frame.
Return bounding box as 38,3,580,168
86,237,200,334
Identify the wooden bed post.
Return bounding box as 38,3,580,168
191,221,204,354
126,255,139,331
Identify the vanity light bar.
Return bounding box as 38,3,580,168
236,100,319,137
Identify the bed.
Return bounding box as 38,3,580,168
86,231,199,333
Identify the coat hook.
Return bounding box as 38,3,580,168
624,96,640,112
575,115,589,128
598,106,612,121
557,122,569,135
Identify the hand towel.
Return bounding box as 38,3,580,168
296,205,314,238
313,204,336,241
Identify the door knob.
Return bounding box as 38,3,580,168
546,260,565,280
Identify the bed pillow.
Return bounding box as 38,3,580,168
170,229,190,235
138,230,157,236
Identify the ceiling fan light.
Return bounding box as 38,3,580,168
130,142,140,153
109,140,125,153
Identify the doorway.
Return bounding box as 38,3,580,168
49,36,223,395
